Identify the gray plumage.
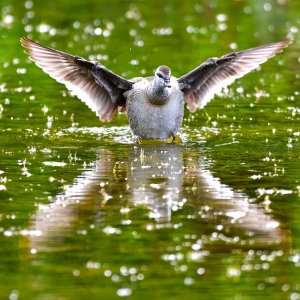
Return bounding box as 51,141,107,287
21,37,292,139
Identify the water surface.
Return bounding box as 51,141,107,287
0,0,300,299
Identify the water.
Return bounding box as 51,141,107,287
0,0,300,299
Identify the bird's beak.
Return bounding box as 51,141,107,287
165,79,171,88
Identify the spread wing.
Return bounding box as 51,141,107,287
21,37,133,122
178,39,292,112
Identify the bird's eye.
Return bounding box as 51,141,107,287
157,73,163,79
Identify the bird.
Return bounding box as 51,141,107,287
20,37,292,140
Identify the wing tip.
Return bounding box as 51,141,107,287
20,37,34,49
275,38,293,53
20,37,42,60
283,37,293,45
99,109,117,122
20,36,28,45
187,104,197,113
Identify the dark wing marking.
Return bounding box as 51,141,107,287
178,39,292,112
21,37,133,121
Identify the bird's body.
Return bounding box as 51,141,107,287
126,76,184,139
21,37,292,140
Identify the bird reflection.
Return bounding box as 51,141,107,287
30,144,290,252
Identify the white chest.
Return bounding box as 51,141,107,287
126,78,184,139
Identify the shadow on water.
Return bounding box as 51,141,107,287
28,143,291,253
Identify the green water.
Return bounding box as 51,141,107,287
1,0,300,299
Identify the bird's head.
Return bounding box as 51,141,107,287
154,65,171,88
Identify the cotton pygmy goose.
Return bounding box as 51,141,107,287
21,37,292,140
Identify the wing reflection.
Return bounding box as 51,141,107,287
30,144,290,252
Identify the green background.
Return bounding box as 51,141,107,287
0,0,299,299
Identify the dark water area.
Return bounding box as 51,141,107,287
0,0,300,299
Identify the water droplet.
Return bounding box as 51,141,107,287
197,267,205,275
184,277,195,285
73,269,80,277
117,288,132,297
263,3,272,11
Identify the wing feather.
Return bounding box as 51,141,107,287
178,39,292,112
21,37,133,122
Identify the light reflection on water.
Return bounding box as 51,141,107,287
29,144,290,258
1,0,300,298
